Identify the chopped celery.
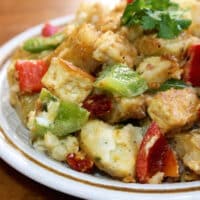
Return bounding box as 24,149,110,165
23,32,65,53
94,64,148,97
31,89,89,137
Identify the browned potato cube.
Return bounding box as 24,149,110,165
42,58,94,104
148,88,199,133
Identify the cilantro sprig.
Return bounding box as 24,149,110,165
149,79,187,93
121,0,191,39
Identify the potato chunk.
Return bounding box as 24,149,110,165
64,23,101,73
75,1,125,31
33,132,79,161
148,88,199,133
189,2,200,37
42,58,94,104
137,56,182,88
80,120,143,181
135,34,199,59
173,130,200,175
93,31,137,67
104,95,146,123
75,3,108,26
51,23,101,74
7,61,39,125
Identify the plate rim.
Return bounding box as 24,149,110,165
0,15,200,200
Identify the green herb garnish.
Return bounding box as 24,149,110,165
121,0,191,39
158,79,187,91
149,79,187,93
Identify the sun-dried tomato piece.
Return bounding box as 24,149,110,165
83,94,112,117
66,152,94,173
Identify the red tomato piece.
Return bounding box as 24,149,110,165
15,60,48,93
136,122,179,183
163,147,179,177
127,0,133,3
83,94,112,117
66,153,94,173
42,23,58,37
184,44,200,86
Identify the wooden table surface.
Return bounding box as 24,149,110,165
0,0,83,199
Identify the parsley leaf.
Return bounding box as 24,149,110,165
121,0,191,39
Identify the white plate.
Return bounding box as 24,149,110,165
0,15,200,200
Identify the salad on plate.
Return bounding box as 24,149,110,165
7,0,200,184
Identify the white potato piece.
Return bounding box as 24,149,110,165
137,56,182,88
33,132,79,162
98,1,126,32
148,172,165,184
75,0,126,32
51,23,101,74
189,3,200,37
104,95,146,123
119,25,143,43
93,31,137,67
50,135,79,161
63,23,101,73
148,88,199,133
42,58,94,104
173,130,200,175
80,120,143,181
75,2,108,26
134,34,199,59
